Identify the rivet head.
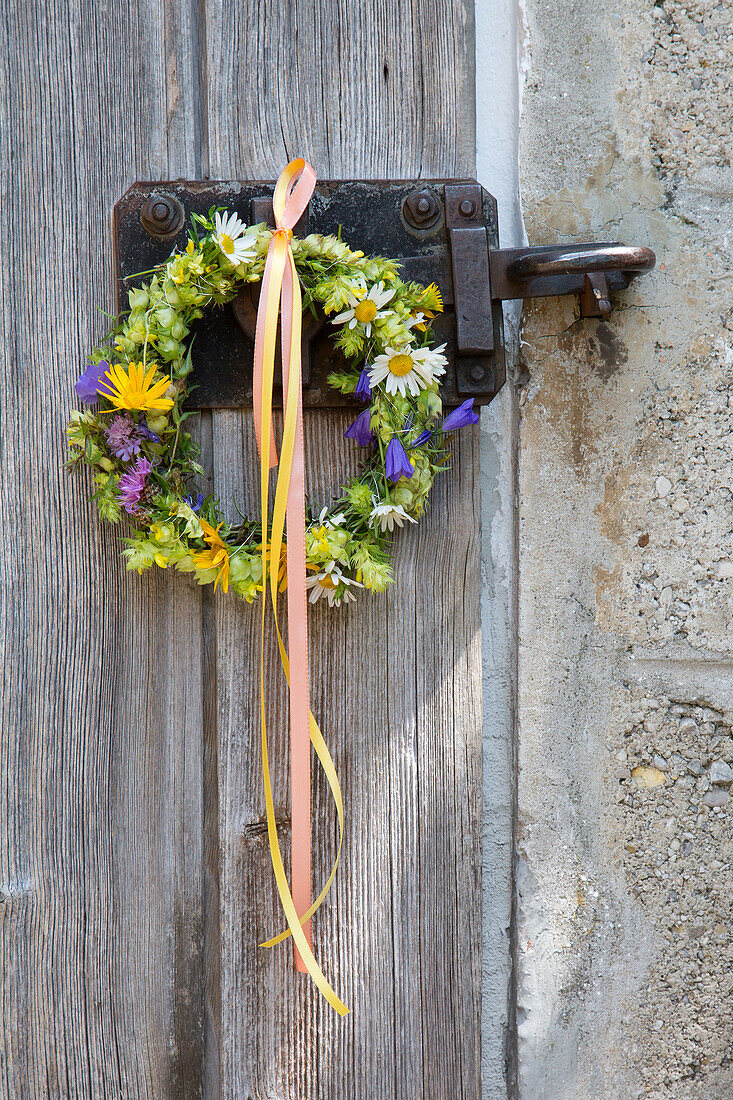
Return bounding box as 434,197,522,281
403,189,442,230
459,198,476,218
469,363,487,383
141,192,185,238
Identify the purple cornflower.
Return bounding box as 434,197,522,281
105,415,142,461
75,360,109,404
355,368,372,402
185,492,205,512
344,408,374,447
138,416,161,443
385,437,414,482
441,399,480,431
117,456,153,514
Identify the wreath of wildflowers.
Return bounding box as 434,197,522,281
67,209,480,607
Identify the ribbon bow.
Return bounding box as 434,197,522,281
253,159,348,1015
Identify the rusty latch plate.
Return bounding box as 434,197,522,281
113,179,505,409
445,183,495,354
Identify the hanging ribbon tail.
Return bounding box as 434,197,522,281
252,258,279,469
251,158,349,1016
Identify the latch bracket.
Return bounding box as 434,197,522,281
445,183,494,354
113,180,654,410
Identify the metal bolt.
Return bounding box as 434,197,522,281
459,198,476,218
403,189,442,231
469,363,488,383
141,192,185,238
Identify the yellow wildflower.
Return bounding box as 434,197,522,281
419,282,443,318
151,523,174,544
311,525,331,555
192,519,230,593
98,361,174,414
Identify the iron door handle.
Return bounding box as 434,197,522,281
505,244,656,282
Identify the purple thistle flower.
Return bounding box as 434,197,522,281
355,368,372,402
410,429,433,449
138,416,161,443
441,398,480,432
344,408,374,447
105,415,142,462
75,359,109,404
185,492,205,512
386,437,414,482
117,456,153,514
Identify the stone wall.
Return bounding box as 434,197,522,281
514,0,733,1094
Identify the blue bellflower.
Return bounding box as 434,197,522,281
441,398,479,431
75,360,109,404
138,415,161,443
344,408,375,447
410,429,433,449
386,436,414,481
355,368,372,402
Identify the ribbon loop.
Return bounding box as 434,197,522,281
273,158,317,231
252,160,348,1016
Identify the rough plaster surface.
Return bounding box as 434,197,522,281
514,0,733,1094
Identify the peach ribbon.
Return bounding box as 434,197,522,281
252,159,348,1015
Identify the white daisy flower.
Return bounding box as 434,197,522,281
332,281,396,337
317,507,346,528
410,343,448,378
214,211,257,266
306,562,364,607
405,312,427,331
369,502,417,533
367,342,448,397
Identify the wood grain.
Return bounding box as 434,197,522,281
0,1,207,1096
205,0,475,180
0,0,481,1096
205,2,481,1096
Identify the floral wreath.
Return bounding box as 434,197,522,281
67,208,479,607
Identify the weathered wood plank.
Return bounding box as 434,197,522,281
205,0,475,179
0,1,208,1095
1,1,481,1096
204,2,481,1095
415,426,483,1099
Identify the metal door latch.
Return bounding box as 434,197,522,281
114,179,655,409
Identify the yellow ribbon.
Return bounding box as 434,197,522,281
254,160,348,1016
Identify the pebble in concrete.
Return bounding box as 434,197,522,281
709,760,733,786
702,788,729,808
618,698,732,1092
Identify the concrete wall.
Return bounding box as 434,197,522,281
477,0,733,1094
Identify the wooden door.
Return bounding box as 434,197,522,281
1,2,482,1096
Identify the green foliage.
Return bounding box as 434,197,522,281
67,205,464,606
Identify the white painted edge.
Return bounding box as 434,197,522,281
475,0,526,1094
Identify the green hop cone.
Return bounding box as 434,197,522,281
128,287,149,310
155,306,178,333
